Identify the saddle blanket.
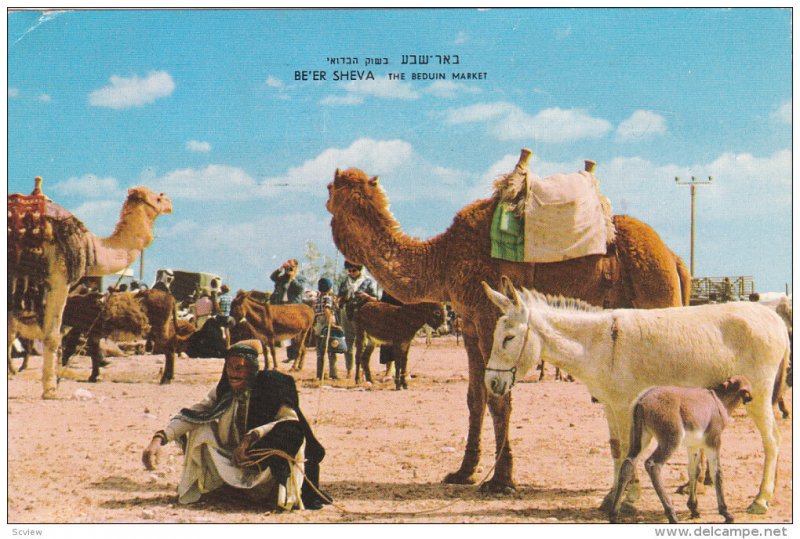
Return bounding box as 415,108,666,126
491,170,612,263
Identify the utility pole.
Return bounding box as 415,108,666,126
675,175,713,276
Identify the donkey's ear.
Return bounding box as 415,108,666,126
334,168,341,178
369,175,379,187
500,275,521,307
482,281,513,313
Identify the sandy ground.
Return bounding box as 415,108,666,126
7,335,792,524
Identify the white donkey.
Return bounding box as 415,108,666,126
482,276,789,516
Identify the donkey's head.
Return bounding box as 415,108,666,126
482,276,540,397
715,374,754,409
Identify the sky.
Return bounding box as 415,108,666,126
7,8,793,294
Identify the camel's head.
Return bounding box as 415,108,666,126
127,187,173,215
326,168,383,215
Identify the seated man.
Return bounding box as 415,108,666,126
142,340,329,510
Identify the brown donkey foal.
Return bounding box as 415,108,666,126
610,375,753,524
354,302,445,389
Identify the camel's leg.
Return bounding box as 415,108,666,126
482,390,515,493
744,393,781,514
8,325,19,376
687,448,701,519
41,278,69,399
443,324,484,485
480,318,515,493
7,349,17,376
646,440,681,524
707,448,734,523
538,360,545,381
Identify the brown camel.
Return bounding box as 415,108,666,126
326,152,690,495
58,291,151,382
8,179,172,398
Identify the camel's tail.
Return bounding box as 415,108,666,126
675,253,692,306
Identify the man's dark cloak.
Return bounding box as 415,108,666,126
177,367,327,508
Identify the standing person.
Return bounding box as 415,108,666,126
194,287,214,329
269,259,307,364
141,340,329,510
313,278,340,380
337,261,379,378
216,284,233,318
153,269,175,294
269,259,306,305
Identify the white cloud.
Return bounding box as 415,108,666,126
186,140,211,153
424,80,481,99
259,138,414,194
37,93,51,102
555,25,572,39
321,76,419,106
319,94,363,106
455,31,467,44
444,101,519,124
265,76,284,89
146,164,259,201
9,87,20,98
163,212,334,280
88,70,175,109
770,100,791,124
444,102,612,143
52,174,122,199
431,166,464,186
494,107,613,142
616,110,667,140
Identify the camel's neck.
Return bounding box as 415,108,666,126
85,204,157,276
536,310,608,381
332,206,446,303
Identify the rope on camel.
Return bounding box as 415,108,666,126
241,434,510,517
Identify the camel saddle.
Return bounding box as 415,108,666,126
491,153,615,263
8,177,86,317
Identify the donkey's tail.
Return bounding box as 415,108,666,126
627,402,646,459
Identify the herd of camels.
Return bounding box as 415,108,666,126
13,148,779,516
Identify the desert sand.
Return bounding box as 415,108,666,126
7,335,792,524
